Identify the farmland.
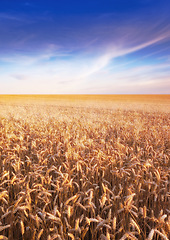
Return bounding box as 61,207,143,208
0,95,169,240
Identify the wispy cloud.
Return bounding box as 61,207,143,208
0,7,170,94
11,74,28,81
0,13,23,21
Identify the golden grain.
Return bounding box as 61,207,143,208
0,95,169,239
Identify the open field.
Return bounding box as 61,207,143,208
0,95,169,240
0,94,170,106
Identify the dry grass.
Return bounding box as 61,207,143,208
0,95,169,240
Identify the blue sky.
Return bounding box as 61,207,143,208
0,0,170,94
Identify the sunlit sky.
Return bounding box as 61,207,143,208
0,0,170,94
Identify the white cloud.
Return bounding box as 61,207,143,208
0,21,170,94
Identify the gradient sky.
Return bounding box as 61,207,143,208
0,0,170,94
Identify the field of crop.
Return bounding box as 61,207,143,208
0,95,169,240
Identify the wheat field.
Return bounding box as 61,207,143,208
0,95,169,240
